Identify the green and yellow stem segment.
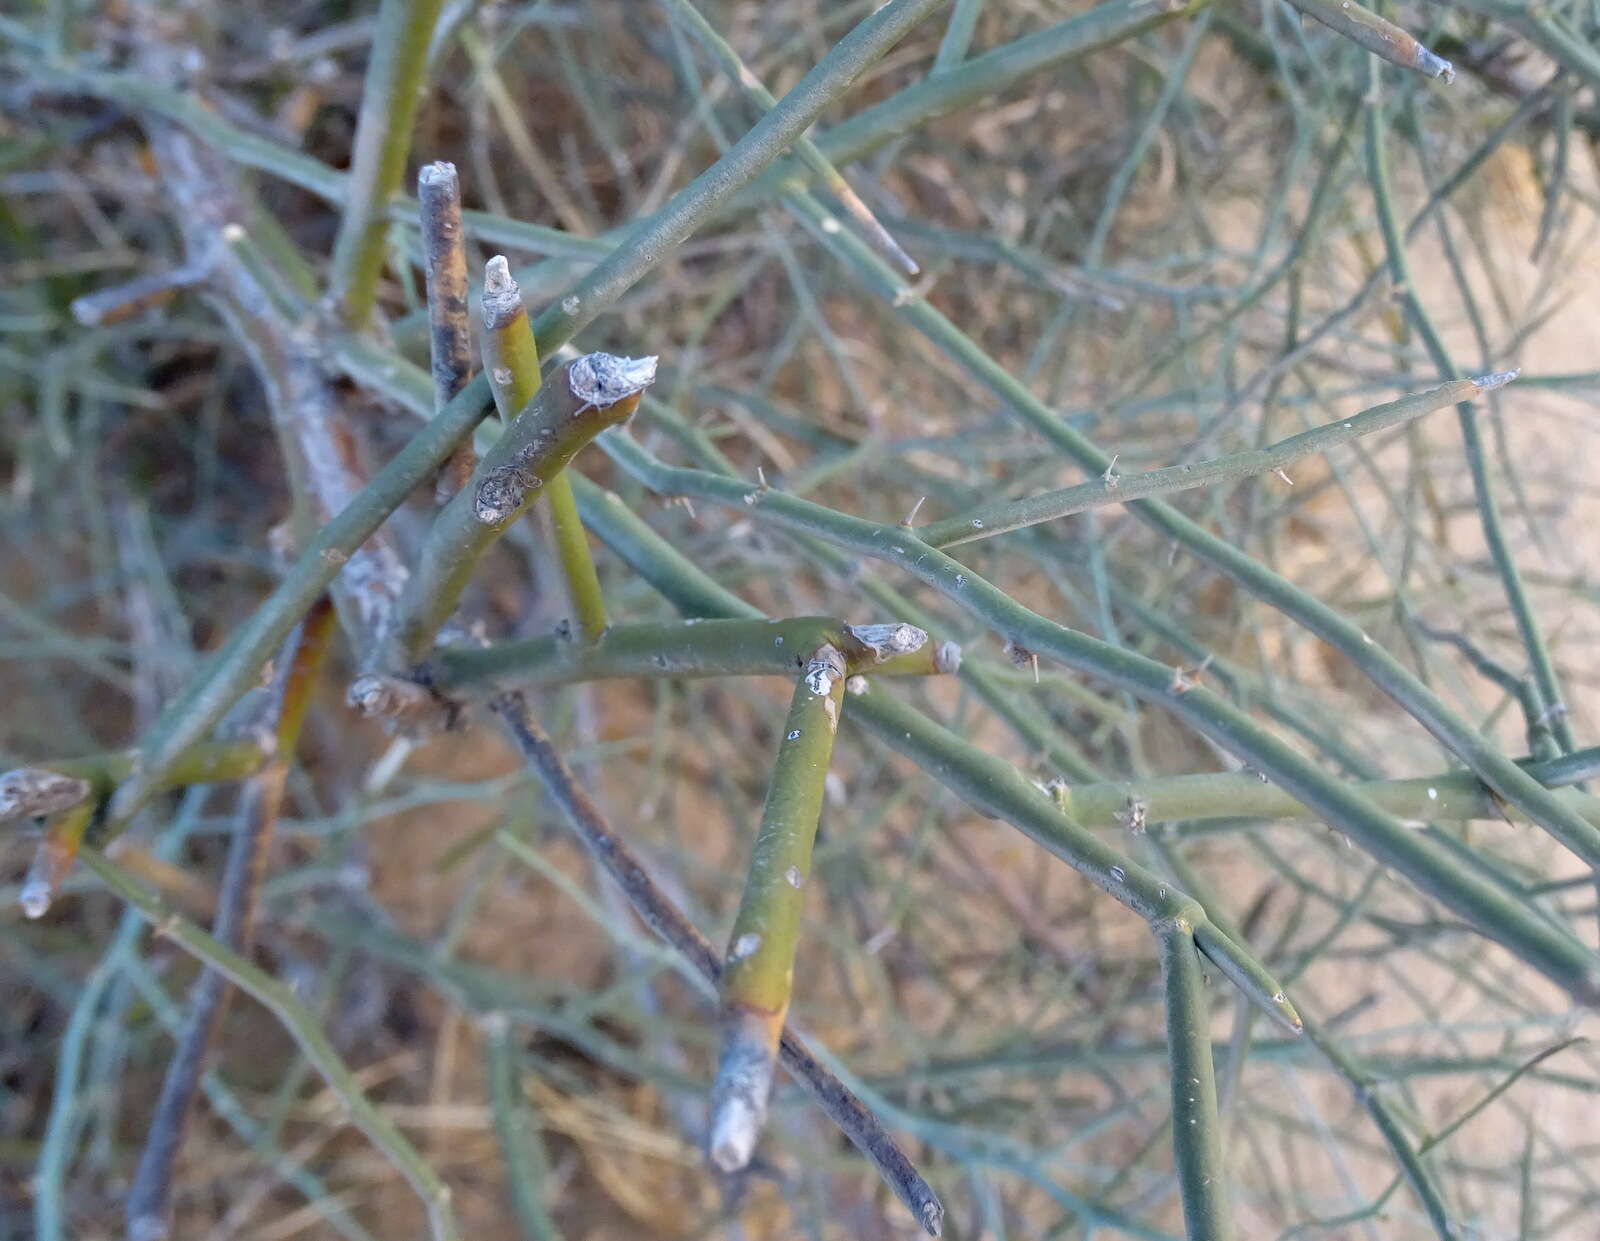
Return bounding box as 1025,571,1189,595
711,643,848,1171
2,619,955,835
364,352,654,699
1,741,268,828
326,0,446,328
481,257,610,643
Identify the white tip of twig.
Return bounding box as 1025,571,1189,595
0,768,91,823
1416,47,1455,84
934,640,963,674
844,622,928,663
567,353,658,408
347,674,433,720
418,160,458,188
1471,368,1520,392
19,878,52,920
709,1029,776,1173
921,1199,945,1237
126,1213,167,1241
709,1100,761,1173
481,255,522,328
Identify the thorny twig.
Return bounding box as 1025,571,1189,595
489,692,946,1236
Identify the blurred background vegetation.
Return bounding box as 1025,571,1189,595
4,0,1600,1238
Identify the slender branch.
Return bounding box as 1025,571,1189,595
125,598,336,1241
418,161,476,502
748,0,1202,194
326,0,446,328
917,373,1516,547
0,740,269,829
1157,921,1236,1241
1367,68,1575,760
69,262,205,326
1052,749,1600,833
145,117,410,649
488,692,945,1236
481,1014,560,1241
428,616,959,698
662,0,918,273
711,644,848,1171
1285,0,1455,81
848,680,1300,1032
79,848,460,1241
934,0,987,70
528,0,950,354
481,256,609,643
1151,844,1458,1239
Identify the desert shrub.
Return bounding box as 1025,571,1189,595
3,1,1599,1238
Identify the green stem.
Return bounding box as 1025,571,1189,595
527,0,950,354
848,680,1300,1033
1367,67,1574,758
917,374,1512,546
1157,921,1236,1241
368,354,654,684
1053,752,1600,833
429,616,957,697
80,848,460,1241
1,739,266,827
755,0,1202,187
546,476,608,642
711,643,848,1171
934,0,987,70
488,692,943,1235
662,0,918,273
481,1014,560,1241
1151,846,1457,1239
326,0,446,328
481,257,611,643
